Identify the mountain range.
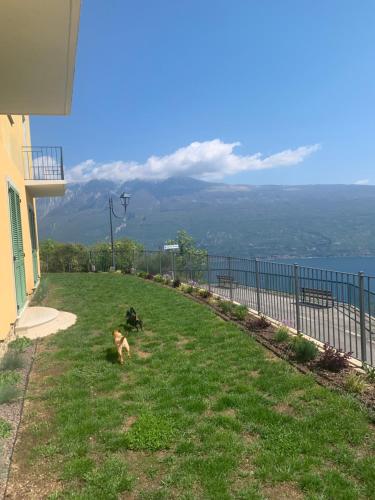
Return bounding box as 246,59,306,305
36,177,375,258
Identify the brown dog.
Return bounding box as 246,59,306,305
112,330,130,364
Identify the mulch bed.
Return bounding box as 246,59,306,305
0,343,38,499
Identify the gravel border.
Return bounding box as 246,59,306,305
0,342,38,499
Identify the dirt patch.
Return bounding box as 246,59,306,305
262,482,304,500
221,408,236,418
137,350,151,359
274,402,296,417
118,450,170,499
176,338,189,349
5,470,64,500
249,370,260,378
123,415,137,432
242,432,259,446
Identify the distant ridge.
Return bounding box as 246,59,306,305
37,177,375,258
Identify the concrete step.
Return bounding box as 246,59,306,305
16,306,76,339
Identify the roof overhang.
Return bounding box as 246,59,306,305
0,0,80,115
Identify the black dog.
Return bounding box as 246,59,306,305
125,307,143,331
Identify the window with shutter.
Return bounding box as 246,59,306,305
8,185,27,312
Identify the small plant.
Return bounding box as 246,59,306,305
0,351,24,371
0,418,12,438
0,384,20,404
218,300,234,316
153,274,164,283
362,363,375,384
231,304,248,321
145,273,154,280
137,271,147,279
198,288,211,299
318,344,352,372
274,326,289,343
185,285,194,294
289,335,318,363
172,278,181,288
344,372,366,394
245,314,271,331
9,336,33,352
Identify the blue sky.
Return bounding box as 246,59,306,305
31,0,375,185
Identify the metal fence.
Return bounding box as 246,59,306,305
41,249,375,366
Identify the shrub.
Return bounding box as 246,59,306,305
198,288,211,299
289,335,318,363
218,300,234,316
318,344,352,372
362,363,375,384
245,314,271,331
274,326,289,343
8,337,33,352
185,285,194,294
344,372,366,394
145,273,154,280
0,351,24,371
0,418,12,438
0,384,20,404
137,271,147,279
153,274,164,283
172,278,181,288
231,304,248,321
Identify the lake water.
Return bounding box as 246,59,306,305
276,257,375,277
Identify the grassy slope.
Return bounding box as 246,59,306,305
10,274,375,499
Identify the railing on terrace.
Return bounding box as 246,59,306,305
40,248,375,367
23,146,64,181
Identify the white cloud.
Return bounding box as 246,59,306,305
354,179,369,185
67,139,320,183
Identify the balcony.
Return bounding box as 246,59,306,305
23,146,66,197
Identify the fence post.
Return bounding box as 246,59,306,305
207,254,211,293
255,258,261,314
228,256,233,301
358,271,367,363
145,251,149,273
294,264,301,333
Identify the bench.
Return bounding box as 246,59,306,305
301,287,334,308
217,275,238,289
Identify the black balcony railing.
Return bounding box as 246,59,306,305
23,146,64,181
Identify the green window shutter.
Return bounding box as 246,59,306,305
8,185,27,312
28,207,39,284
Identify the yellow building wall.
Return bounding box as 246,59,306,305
0,114,38,340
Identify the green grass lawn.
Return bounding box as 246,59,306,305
10,273,375,499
